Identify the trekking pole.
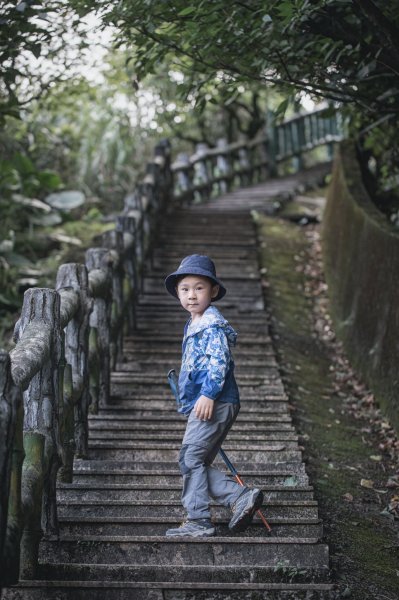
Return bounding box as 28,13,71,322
167,369,272,533
218,447,272,532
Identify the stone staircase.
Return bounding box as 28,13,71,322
3,191,334,598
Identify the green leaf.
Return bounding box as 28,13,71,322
45,190,85,211
36,171,62,191
178,6,196,16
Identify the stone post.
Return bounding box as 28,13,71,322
102,230,125,368
56,264,91,462
117,215,138,332
0,353,23,585
86,248,112,408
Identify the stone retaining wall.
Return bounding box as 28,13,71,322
322,141,399,433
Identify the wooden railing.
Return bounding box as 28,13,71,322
0,107,343,587
268,105,344,170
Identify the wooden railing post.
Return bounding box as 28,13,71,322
174,153,193,204
215,138,231,194
56,264,91,462
193,143,211,201
266,110,278,177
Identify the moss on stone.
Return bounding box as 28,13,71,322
256,212,399,600
322,142,399,434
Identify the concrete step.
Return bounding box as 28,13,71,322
102,398,289,411
57,500,318,520
121,347,276,358
38,535,328,568
92,411,293,422
87,431,298,443
111,371,281,383
110,384,286,396
86,445,302,463
73,459,308,473
97,408,290,421
152,248,258,260
56,483,314,503
87,436,299,450
35,560,330,585
57,515,323,538
108,390,287,403
71,468,308,487
97,410,292,430
133,310,268,323
123,330,272,341
0,580,337,600
117,359,279,371
88,416,296,432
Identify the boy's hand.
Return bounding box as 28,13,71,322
194,395,215,420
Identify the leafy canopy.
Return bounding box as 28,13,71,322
71,0,399,119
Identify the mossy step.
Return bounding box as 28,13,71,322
71,470,308,486
2,581,336,600
152,248,258,259
85,447,301,463
86,437,299,450
101,399,289,411
118,360,279,370
56,484,313,503
35,562,331,585
122,348,276,358
87,432,298,443
89,415,298,440
93,412,293,422
89,409,295,428
72,460,307,474
123,329,270,340
57,500,317,520
110,372,280,383
38,535,327,568
109,392,288,400
58,515,322,538
99,408,291,420
133,312,268,323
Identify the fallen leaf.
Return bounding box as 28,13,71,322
360,478,374,489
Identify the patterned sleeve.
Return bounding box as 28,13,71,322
199,326,230,400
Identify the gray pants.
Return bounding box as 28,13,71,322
179,400,243,520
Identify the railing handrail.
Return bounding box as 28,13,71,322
0,106,343,587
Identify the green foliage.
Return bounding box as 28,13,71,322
0,1,88,122
74,0,399,195
81,0,399,114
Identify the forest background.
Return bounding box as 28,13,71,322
1,0,398,342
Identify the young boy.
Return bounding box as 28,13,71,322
164,254,263,537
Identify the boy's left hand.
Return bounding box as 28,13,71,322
194,395,215,420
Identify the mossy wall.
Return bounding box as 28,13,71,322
322,141,399,433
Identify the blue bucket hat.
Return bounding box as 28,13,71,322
165,254,226,301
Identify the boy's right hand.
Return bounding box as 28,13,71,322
194,395,215,420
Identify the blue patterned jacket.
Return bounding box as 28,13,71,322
177,306,240,415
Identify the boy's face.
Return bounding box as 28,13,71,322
176,275,219,321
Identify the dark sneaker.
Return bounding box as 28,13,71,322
228,488,264,532
166,519,216,537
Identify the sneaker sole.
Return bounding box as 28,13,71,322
228,490,264,533
165,528,216,538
